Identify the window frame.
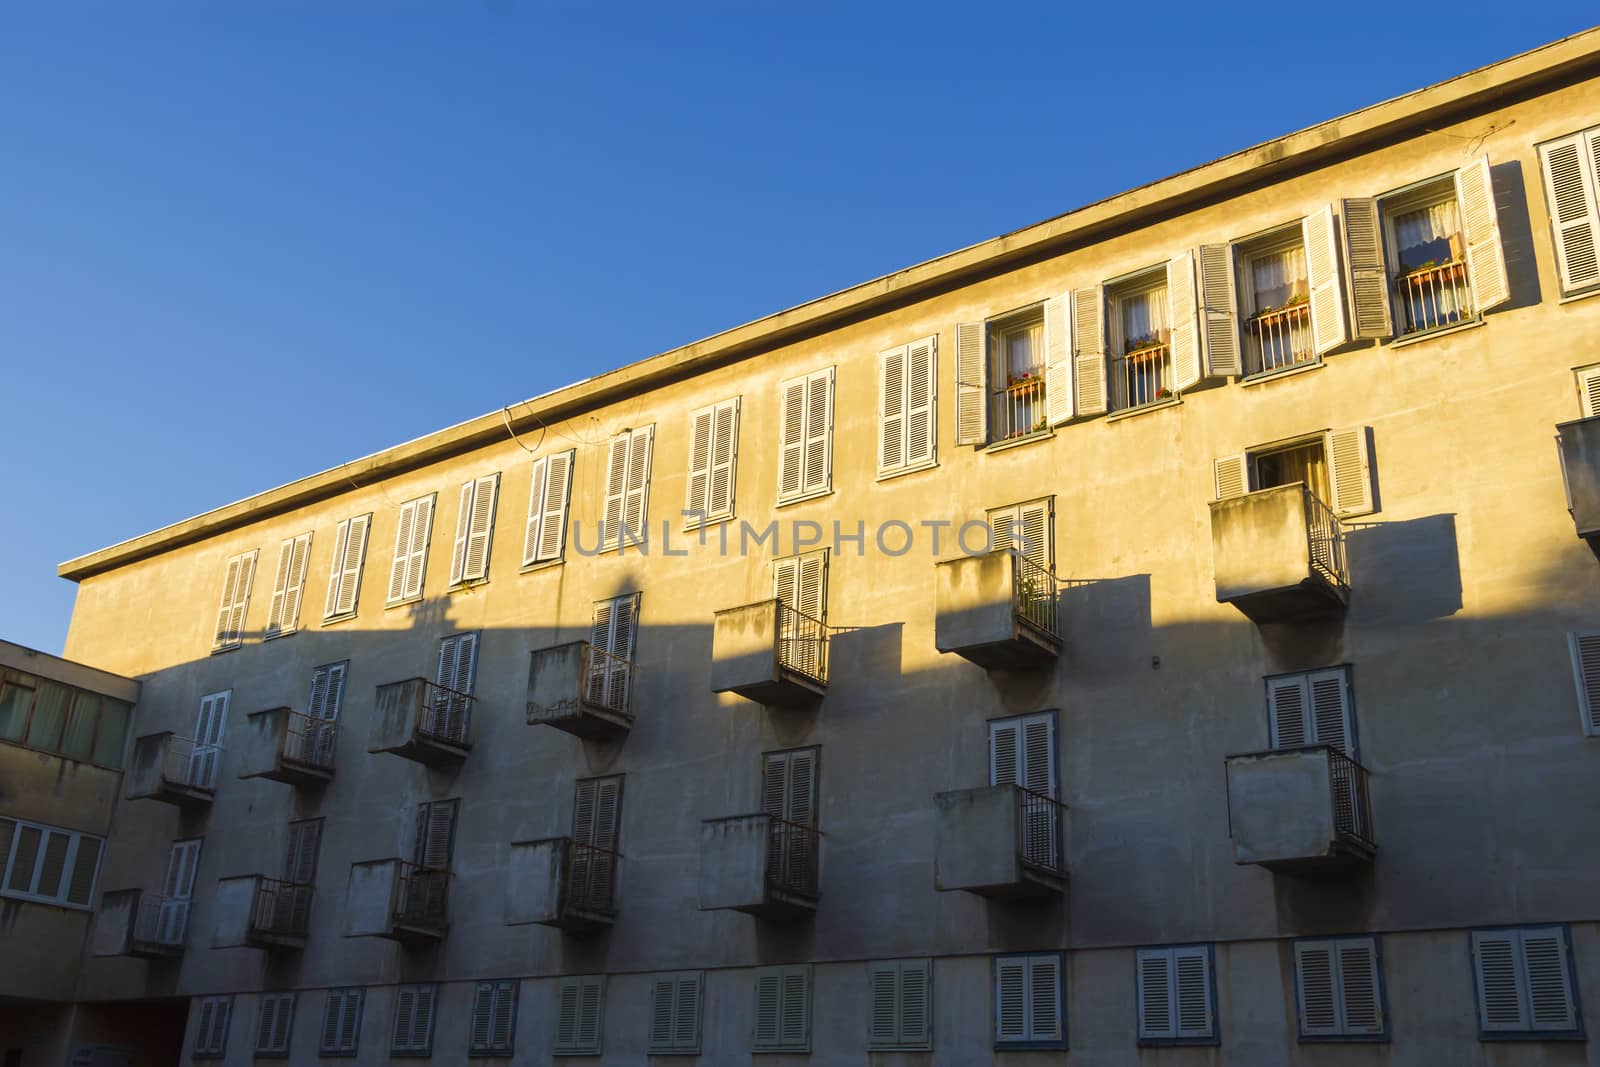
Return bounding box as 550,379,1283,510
985,305,1050,445
751,964,812,1053
1470,925,1584,1040
776,368,835,504
319,987,365,1057
212,548,259,652
1105,266,1176,411
385,493,436,607
877,336,938,479
389,983,439,1058
647,971,705,1055
554,974,605,1056
193,995,234,1060
0,815,105,910
0,669,131,770
1135,943,1219,1046
254,991,296,1058
868,958,933,1052
523,449,575,567
322,513,372,622
1292,935,1389,1042
448,472,501,588
992,951,1065,1050
1377,172,1478,339
1234,222,1317,379
468,979,519,1057
685,397,742,526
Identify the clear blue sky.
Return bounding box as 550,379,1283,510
1,4,1591,656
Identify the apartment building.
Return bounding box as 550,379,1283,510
25,28,1600,1066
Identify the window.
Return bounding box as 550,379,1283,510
522,449,574,566
433,632,479,741
1237,224,1316,374
762,748,819,896
1539,126,1600,295
554,975,604,1056
1294,936,1385,1040
1107,268,1178,410
993,952,1063,1049
264,532,313,638
1267,666,1355,753
449,473,500,586
1471,926,1581,1038
956,303,1071,440
989,712,1059,870
0,669,131,770
778,368,833,501
469,980,518,1056
600,425,655,551
390,984,438,1057
188,690,229,790
570,776,622,911
386,494,436,605
303,661,346,764
648,972,703,1054
752,965,811,1053
869,959,932,1051
0,817,103,908
686,398,741,523
989,307,1047,440
323,514,371,620
1568,632,1600,736
587,593,638,714
1213,427,1375,518
320,988,364,1056
1136,945,1216,1044
986,498,1053,569
414,799,459,872
156,838,202,945
212,549,258,651
283,818,322,888
878,337,936,476
255,992,296,1057
774,550,827,681
194,995,233,1059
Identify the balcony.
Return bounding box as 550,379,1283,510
368,678,473,766
1210,483,1348,624
237,707,336,788
934,784,1066,901
124,732,217,809
1557,415,1600,559
698,814,819,922
711,600,828,706
1245,301,1314,375
505,837,619,935
1112,339,1173,410
526,641,634,740
1395,259,1473,336
1224,745,1375,875
343,859,449,944
991,374,1048,443
212,875,311,951
91,888,189,960
935,551,1060,670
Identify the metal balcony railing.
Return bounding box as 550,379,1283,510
1014,785,1066,876
1396,260,1473,335
1301,485,1350,594
1323,747,1375,848
131,892,190,948
393,861,450,931
280,711,337,771
1112,341,1173,409
764,817,820,899
990,374,1047,442
565,841,620,916
776,603,829,686
1245,302,1314,375
376,678,474,747
147,733,221,792
249,876,313,938
582,645,634,718
1010,551,1059,639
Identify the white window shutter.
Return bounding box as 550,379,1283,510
602,434,629,549
555,978,580,1051
796,552,827,624
1522,927,1577,1030
1308,668,1354,754
523,456,550,564
1044,295,1074,425
1568,632,1600,736
1456,155,1511,312
1173,947,1213,1039
449,481,474,586
1295,941,1339,1036
1325,426,1375,517
1337,938,1384,1035
1136,949,1173,1039
899,959,931,1049
802,370,833,496
1576,366,1600,419
1214,454,1248,500
325,514,370,618
266,533,312,637
524,449,573,564
673,973,702,1051
868,961,899,1047
1539,132,1600,293
470,982,494,1050
687,406,714,519
462,475,499,583
649,977,675,1051
387,500,415,603
1197,244,1240,376
753,972,783,1048
1304,206,1349,354
782,968,810,1049
490,981,517,1052
1341,198,1393,338
266,539,296,637
1071,287,1107,416
954,321,987,445
578,976,603,1053
213,550,257,649
1167,253,1201,391
1267,674,1309,748
995,957,1027,1042
414,799,457,871
779,376,808,495
989,719,1020,787
393,494,433,601
708,399,740,519
1018,499,1051,568
1025,955,1061,1042
623,426,654,543
904,337,936,466
1473,930,1528,1031
878,344,906,474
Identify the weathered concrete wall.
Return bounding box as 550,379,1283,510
697,814,770,913
933,784,1025,892
343,860,399,939
233,707,289,780
934,551,1016,651
1209,485,1315,603
504,836,564,926
710,600,781,693
1224,748,1337,865
525,640,585,720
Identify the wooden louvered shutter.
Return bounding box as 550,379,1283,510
785,749,816,827
1267,674,1309,749
1522,927,1577,1030
491,981,517,1051
1577,366,1600,419
325,514,369,618
393,495,433,601
989,719,1020,787
1071,287,1106,416
779,377,808,496
1017,499,1051,569
1197,244,1240,376
1026,955,1061,1042
649,977,675,1050
1456,156,1510,312
308,661,346,722
590,778,621,853
451,479,476,583
214,550,257,648
1325,426,1375,517
879,344,906,474
1304,206,1349,354
673,973,701,1051
165,838,202,899
284,819,320,884
197,999,217,1054
988,505,1017,556
899,959,931,1048
556,980,580,1050
470,982,494,1050
451,475,499,584
773,556,799,613
1338,938,1383,1035
1295,941,1338,1036
411,985,436,1051
1307,668,1354,755
266,533,311,637
525,450,574,564
578,976,602,1052
1173,946,1213,1039
1137,949,1174,1039
954,321,987,445
1043,295,1073,426
437,631,478,698
687,406,714,520
868,962,898,1047
391,986,418,1051
623,427,654,544
780,968,809,1049
1342,198,1393,338
796,552,826,624
708,399,739,519
1021,715,1054,798
387,501,415,602
1168,252,1201,391
414,800,457,870
904,337,936,465
753,971,783,1048
601,434,628,549
1568,632,1600,736
1214,454,1249,500
803,370,833,495
995,957,1027,1042
1474,930,1528,1031
1539,132,1600,293
190,692,228,789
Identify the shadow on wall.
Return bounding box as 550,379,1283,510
1345,514,1463,626
1491,159,1544,313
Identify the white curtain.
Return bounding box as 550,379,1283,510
1251,246,1308,310
1118,284,1171,352
1392,201,1460,272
